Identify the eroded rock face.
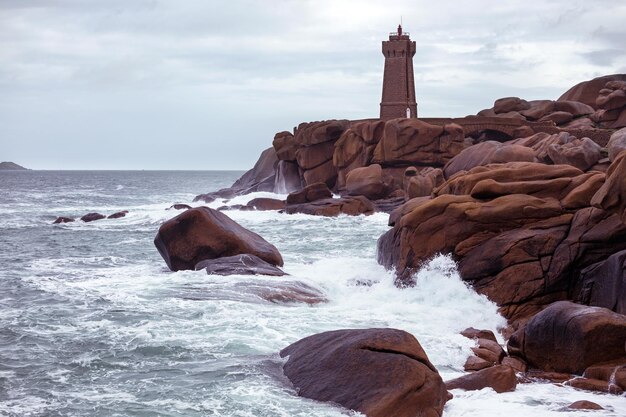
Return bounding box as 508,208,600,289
558,74,626,108
377,161,626,323
280,328,449,417
575,249,626,315
372,119,467,167
194,147,278,202
194,254,286,276
507,301,626,374
154,207,283,271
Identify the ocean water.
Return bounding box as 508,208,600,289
0,170,624,417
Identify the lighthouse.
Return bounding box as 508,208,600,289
380,25,417,119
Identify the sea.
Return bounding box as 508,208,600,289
0,170,624,417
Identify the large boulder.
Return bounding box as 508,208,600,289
372,119,467,167
546,137,602,171
280,328,449,417
286,182,332,205
154,207,283,271
344,164,393,200
493,97,530,114
273,131,297,161
507,301,626,374
443,141,536,178
445,365,517,393
405,167,444,198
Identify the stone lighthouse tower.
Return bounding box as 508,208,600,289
380,25,417,119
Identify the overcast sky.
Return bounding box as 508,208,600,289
1,0,625,170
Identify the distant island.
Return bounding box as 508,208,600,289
0,161,29,170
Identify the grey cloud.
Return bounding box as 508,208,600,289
1,0,625,169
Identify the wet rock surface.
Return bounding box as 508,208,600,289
280,328,449,417
194,254,287,276
507,301,626,375
154,207,283,271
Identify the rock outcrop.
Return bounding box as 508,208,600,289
280,328,449,417
154,207,283,271
507,301,626,375
194,147,280,202
377,160,626,323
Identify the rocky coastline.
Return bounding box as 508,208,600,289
159,74,626,415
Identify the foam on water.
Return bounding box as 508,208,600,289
2,171,625,417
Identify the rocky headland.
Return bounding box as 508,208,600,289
162,74,626,415
0,161,28,170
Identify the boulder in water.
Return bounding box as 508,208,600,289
285,196,376,217
195,254,286,276
280,328,450,417
154,207,283,271
108,210,128,219
507,301,626,374
81,212,105,222
246,197,286,211
445,365,517,393
286,182,332,205
53,216,74,224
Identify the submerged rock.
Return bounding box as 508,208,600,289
154,207,283,271
194,254,286,276
446,365,517,393
168,204,192,210
565,400,604,411
241,280,326,304
280,328,449,417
